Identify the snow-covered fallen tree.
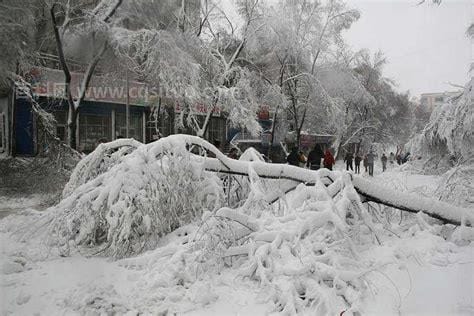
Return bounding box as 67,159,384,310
62,138,142,197
18,134,471,260
113,165,382,314
30,136,225,258
5,134,474,314
195,173,378,315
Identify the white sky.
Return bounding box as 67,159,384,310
343,0,472,97
221,0,472,97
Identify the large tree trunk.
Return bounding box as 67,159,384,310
200,93,219,139
296,107,307,149
352,177,470,226
67,105,78,150
267,108,279,159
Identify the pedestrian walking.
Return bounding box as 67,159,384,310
363,154,368,172
323,149,335,171
306,144,324,170
381,153,388,172
402,152,411,164
354,153,362,174
287,147,300,166
298,150,307,167
389,152,395,165
344,151,354,171
367,151,375,176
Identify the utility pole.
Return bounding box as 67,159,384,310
126,68,130,138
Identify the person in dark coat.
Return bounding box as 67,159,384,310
402,152,411,164
287,147,300,166
381,153,388,172
344,151,354,171
396,154,402,165
367,151,375,176
306,144,324,170
228,147,239,159
323,149,335,171
354,154,362,174
363,154,368,172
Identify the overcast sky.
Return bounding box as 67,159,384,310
343,0,472,97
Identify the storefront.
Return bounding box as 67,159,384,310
10,67,229,156
48,99,147,153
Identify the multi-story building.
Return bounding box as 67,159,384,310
419,91,462,111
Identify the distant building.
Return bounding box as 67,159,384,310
420,91,462,111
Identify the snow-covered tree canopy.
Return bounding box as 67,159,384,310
351,50,416,147
108,0,268,137
242,0,361,146
409,79,473,165
0,0,41,88
111,27,201,101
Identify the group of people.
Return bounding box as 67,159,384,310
344,151,393,176
286,143,404,177
287,145,335,170
227,141,409,177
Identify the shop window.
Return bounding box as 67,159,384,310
53,110,67,142
207,117,225,143
115,112,143,141
79,113,111,153
145,110,172,142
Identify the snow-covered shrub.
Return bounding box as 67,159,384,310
435,163,474,208
406,80,473,206
41,136,224,258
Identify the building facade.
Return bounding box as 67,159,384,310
5,67,227,156
420,91,462,111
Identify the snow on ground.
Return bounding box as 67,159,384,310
363,229,474,315
1,163,473,315
0,194,53,220
355,165,474,315
0,220,271,315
